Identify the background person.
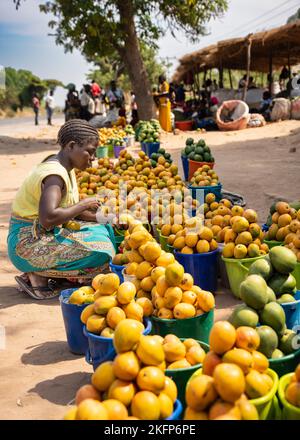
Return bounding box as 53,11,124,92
45,90,55,126
32,93,40,126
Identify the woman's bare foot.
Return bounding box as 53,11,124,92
27,273,57,299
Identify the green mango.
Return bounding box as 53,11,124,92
228,305,259,328
279,329,297,355
259,301,286,335
269,246,297,275
240,275,268,310
271,349,284,359
248,257,273,281
256,326,278,358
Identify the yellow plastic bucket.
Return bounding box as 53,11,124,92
249,369,280,420
188,368,280,420
278,373,300,420
221,255,266,298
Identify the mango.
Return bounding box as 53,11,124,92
113,319,144,353
94,295,118,315
131,391,160,420
136,335,165,366
279,329,297,355
248,257,273,280
136,366,165,394
228,305,259,328
117,282,136,305
240,275,268,310
245,370,270,399
173,302,196,319
269,246,297,274
256,325,278,358
165,263,184,287
259,301,286,334
185,375,218,411
113,351,140,381
213,363,246,403
76,399,108,420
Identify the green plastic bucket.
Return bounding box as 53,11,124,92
107,144,114,158
96,146,108,158
188,368,280,420
150,309,214,344
278,373,300,420
293,262,300,290
221,255,266,298
263,239,283,249
157,230,169,252
165,340,210,406
114,234,124,252
269,347,300,377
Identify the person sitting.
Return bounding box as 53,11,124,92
8,119,115,300
91,79,101,99
258,91,273,121
248,76,257,90
238,74,247,90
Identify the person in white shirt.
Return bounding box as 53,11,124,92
45,90,55,125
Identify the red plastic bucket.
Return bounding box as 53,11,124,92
175,120,194,131
188,160,214,180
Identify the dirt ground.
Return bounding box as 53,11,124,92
0,116,300,420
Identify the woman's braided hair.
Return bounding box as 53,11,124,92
57,119,99,147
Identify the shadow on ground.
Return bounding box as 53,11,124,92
21,341,81,366
28,371,91,405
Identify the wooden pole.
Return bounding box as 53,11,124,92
228,69,233,89
269,49,273,94
219,55,224,88
288,42,291,80
242,38,252,101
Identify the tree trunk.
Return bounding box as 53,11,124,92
117,0,155,120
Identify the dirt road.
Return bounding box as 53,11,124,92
0,118,299,419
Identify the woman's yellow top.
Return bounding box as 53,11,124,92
12,158,79,220
159,81,170,107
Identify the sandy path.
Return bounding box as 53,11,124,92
0,118,300,419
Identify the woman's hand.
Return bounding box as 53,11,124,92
79,197,101,211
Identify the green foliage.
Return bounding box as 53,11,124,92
0,67,63,111
87,44,170,91
287,8,300,23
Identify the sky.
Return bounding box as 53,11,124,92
0,0,299,106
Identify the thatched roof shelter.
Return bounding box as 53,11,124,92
173,20,300,83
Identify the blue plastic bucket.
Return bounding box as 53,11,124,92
181,155,189,181
141,142,160,156
280,290,300,330
174,249,219,293
114,145,125,158
59,288,89,355
84,318,152,370
188,183,222,203
166,399,183,420
109,262,125,283
262,223,269,232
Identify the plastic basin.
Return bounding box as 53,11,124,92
221,254,266,298
165,340,209,405
114,145,125,158
141,142,160,156
280,290,300,329
269,347,300,377
157,230,169,252
59,288,89,355
96,146,108,158
114,234,124,252
263,239,283,249
181,155,189,181
278,373,300,420
109,261,125,283
293,262,300,290
150,309,214,344
189,368,280,420
248,369,280,420
166,399,183,420
188,183,222,203
188,160,214,181
175,249,219,293
121,268,137,283
84,318,152,371
175,120,193,131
